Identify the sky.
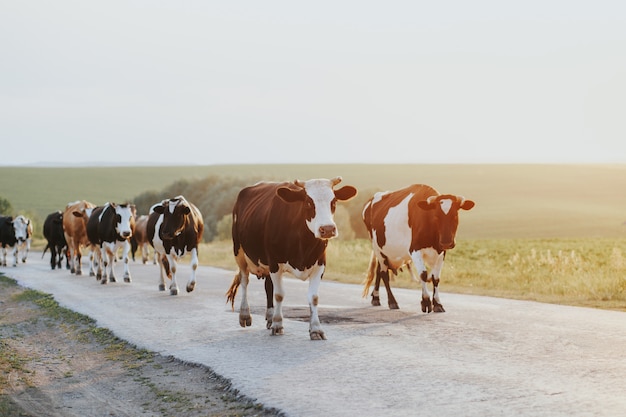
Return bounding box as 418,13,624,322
2,1,626,166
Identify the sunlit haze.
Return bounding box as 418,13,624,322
2,1,626,166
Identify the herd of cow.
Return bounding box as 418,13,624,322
0,177,474,340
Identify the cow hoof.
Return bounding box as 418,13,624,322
310,330,326,341
90,271,95,277
271,326,284,336
433,302,445,313
421,297,432,313
158,284,166,291
371,297,381,307
389,302,399,310
239,316,252,327
170,288,178,296
124,277,131,283
110,277,117,283
101,279,108,285
76,270,82,276
186,282,195,293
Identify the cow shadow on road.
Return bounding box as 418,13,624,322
251,305,429,325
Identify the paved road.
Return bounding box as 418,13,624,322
4,252,626,416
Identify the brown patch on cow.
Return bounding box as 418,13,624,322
312,295,319,306
275,294,284,303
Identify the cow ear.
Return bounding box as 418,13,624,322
277,186,306,203
153,205,165,214
460,199,475,211
334,186,357,201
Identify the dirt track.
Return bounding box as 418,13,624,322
4,252,626,416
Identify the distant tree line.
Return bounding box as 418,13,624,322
132,175,379,243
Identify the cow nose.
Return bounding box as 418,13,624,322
122,231,131,238
319,225,337,239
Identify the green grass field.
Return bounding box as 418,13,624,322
1,164,625,310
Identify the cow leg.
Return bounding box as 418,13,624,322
157,253,169,291
430,252,446,313
168,254,180,295
12,246,18,267
100,247,110,284
412,252,432,313
122,240,132,283
88,247,97,277
1,247,6,266
21,240,30,263
75,247,83,276
270,272,285,336
371,270,381,306
50,245,57,270
308,270,326,340
264,276,274,329
94,247,103,280
238,272,252,327
185,247,198,292
107,247,117,283
379,267,399,310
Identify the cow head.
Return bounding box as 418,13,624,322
72,205,95,226
153,196,192,240
112,203,136,240
12,215,30,243
417,194,474,250
276,177,357,239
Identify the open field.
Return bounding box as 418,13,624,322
2,164,626,239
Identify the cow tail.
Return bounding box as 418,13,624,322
362,251,378,298
42,243,50,258
225,274,241,311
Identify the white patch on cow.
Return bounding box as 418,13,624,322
12,216,29,242
302,179,338,239
115,205,134,237
440,198,453,215
376,194,414,270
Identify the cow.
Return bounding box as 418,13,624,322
147,196,204,295
130,214,156,264
63,200,97,276
0,215,32,267
226,177,357,340
42,211,70,270
86,202,136,284
13,215,32,264
362,184,474,312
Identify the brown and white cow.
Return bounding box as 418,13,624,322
63,200,96,276
86,202,136,284
226,177,357,340
131,215,156,264
147,196,204,295
362,184,474,312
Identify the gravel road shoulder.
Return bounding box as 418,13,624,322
0,275,282,417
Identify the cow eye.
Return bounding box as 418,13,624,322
331,200,336,212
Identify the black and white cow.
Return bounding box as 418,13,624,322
0,215,32,267
226,177,357,340
147,196,204,295
42,211,69,270
86,202,136,284
362,184,474,312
